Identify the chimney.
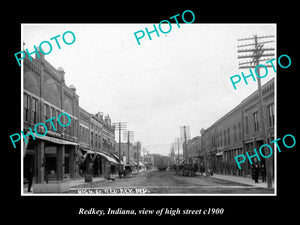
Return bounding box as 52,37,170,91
57,67,65,83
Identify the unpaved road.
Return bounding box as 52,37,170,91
69,171,274,194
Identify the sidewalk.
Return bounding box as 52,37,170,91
69,176,106,188
23,171,146,193
69,171,144,188
209,173,274,189
23,176,108,193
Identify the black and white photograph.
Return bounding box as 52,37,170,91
20,23,277,195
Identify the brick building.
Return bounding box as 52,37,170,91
78,110,117,177
23,51,117,185
199,78,275,177
23,52,79,184
143,153,154,170
186,136,201,164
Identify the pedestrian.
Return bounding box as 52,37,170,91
200,163,204,176
27,167,33,192
45,169,49,184
88,162,93,175
254,163,260,183
261,164,266,182
251,164,255,180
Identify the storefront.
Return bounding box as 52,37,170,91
23,134,79,184
78,148,120,177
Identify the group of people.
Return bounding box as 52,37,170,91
252,163,266,183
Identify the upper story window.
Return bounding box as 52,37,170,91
238,122,242,140
233,124,237,142
245,116,249,135
227,128,230,145
32,98,38,124
24,94,30,122
253,111,259,132
267,103,275,127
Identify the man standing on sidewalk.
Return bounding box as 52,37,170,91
253,163,260,183
27,167,33,192
261,164,266,182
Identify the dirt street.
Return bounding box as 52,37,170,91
68,170,273,194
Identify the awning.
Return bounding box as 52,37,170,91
34,134,79,146
137,161,144,167
129,160,137,166
216,151,223,156
79,149,119,164
111,153,119,159
110,153,125,165
96,152,119,164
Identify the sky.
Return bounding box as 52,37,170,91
22,23,276,156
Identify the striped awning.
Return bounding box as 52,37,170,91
96,152,119,164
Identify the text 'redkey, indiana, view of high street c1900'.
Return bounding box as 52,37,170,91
21,23,276,195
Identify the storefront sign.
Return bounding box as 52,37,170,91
35,134,78,146
10,112,71,148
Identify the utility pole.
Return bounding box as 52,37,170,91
112,122,127,173
123,130,134,165
237,34,275,188
175,138,180,163
180,126,190,163
136,141,141,173
142,148,146,170
184,126,187,162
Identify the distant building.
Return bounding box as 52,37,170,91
186,136,201,164
114,142,135,165
143,153,154,169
